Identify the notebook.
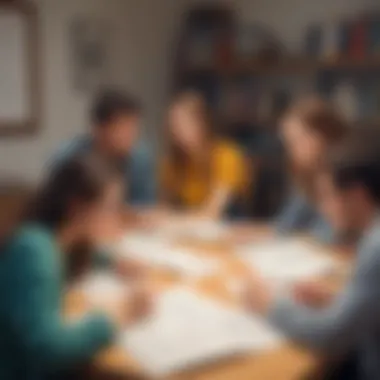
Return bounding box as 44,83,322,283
121,287,282,377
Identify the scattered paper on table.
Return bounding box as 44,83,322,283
118,234,219,278
77,272,129,307
121,287,282,377
239,239,340,284
159,217,228,242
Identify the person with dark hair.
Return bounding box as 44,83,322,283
0,154,152,379
50,89,156,206
243,129,380,380
275,96,348,243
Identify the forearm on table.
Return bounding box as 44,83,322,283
20,312,115,370
269,283,380,355
202,187,232,219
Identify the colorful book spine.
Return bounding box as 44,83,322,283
369,15,380,56
304,25,322,58
338,20,351,57
321,20,341,61
349,18,368,59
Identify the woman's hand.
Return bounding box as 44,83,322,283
241,271,274,316
125,283,155,326
114,259,149,281
94,282,155,328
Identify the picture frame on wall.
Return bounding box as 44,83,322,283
0,1,40,137
69,17,112,92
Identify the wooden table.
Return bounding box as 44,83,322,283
66,223,352,380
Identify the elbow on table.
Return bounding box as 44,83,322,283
290,323,354,358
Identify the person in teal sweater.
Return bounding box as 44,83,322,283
0,154,152,379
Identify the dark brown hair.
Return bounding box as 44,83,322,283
283,96,348,197
91,88,141,128
5,154,123,280
164,91,214,204
327,125,380,204
26,153,122,229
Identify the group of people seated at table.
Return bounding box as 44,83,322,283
1,87,380,380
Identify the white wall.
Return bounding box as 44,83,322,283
2,0,378,183
0,0,192,183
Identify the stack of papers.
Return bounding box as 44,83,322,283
122,287,282,377
118,234,218,278
239,239,339,284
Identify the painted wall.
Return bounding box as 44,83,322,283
0,0,192,183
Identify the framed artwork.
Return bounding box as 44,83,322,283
0,1,40,137
70,17,112,92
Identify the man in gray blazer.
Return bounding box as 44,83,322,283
244,135,380,380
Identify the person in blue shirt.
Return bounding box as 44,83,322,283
50,89,156,207
275,97,348,244
244,132,380,380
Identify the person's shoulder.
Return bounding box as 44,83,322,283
362,217,380,248
0,225,57,278
51,134,91,165
214,139,244,160
4,224,55,262
130,141,155,164
357,217,380,267
132,140,153,155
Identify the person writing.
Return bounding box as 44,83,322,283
0,154,152,379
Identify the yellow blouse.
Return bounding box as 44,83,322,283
162,140,246,209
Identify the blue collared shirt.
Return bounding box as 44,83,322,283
48,135,157,206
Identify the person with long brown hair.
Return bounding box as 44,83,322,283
161,91,246,218
0,154,152,379
275,96,348,242
243,129,380,380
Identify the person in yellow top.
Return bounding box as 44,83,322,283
161,91,248,218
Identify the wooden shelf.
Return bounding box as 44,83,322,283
183,56,380,77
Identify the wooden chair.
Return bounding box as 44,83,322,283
0,179,33,241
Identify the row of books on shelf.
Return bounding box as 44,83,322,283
180,9,380,70
183,75,380,124
305,13,380,60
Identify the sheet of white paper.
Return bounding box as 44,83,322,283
118,234,218,278
239,239,339,284
121,287,282,377
77,272,129,308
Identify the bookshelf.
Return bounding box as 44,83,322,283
173,5,380,218
182,56,380,77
